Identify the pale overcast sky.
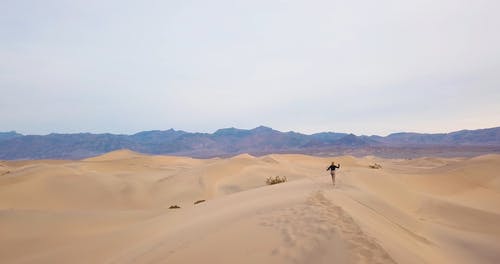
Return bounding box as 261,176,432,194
1,0,499,135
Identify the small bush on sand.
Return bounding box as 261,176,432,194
266,176,287,185
169,205,181,209
194,199,206,205
369,163,382,169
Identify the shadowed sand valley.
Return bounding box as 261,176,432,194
1,150,499,263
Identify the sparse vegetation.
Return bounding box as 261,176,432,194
169,205,181,209
369,163,382,169
194,199,206,205
266,176,287,185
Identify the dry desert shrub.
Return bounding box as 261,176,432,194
266,176,287,185
369,163,382,169
194,199,206,205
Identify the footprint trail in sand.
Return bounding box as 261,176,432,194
261,189,395,264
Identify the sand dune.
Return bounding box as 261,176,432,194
1,150,499,263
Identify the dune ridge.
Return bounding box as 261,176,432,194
1,151,499,263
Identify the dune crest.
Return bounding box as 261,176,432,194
83,149,145,161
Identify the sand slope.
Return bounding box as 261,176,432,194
1,151,499,263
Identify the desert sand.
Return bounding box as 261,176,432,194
1,150,499,264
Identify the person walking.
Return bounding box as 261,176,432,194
326,161,340,187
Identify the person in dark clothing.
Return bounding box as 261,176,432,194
326,162,340,186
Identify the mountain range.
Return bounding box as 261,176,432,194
1,126,499,160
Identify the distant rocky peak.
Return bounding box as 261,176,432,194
251,126,274,133
214,127,246,135
0,131,23,141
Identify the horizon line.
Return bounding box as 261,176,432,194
2,125,499,138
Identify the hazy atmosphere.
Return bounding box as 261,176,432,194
1,0,499,135
2,2,500,263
